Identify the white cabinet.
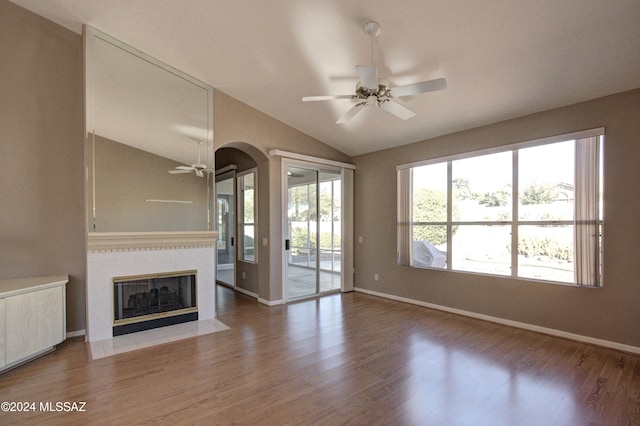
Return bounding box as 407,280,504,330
0,298,5,368
0,276,67,373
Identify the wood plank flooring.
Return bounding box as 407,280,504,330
1,285,639,425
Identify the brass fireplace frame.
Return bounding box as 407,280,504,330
112,270,198,328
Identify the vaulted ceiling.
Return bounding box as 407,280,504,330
11,0,640,156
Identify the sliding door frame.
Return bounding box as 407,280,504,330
280,156,355,302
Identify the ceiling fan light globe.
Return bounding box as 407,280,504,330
356,65,379,92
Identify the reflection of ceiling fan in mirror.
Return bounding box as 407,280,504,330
302,21,447,124
169,140,209,177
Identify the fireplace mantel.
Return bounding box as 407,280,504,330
88,231,218,252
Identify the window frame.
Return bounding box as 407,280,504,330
397,128,604,287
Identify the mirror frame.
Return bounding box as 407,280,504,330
83,25,214,232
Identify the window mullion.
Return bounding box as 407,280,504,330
446,161,453,270
511,150,518,278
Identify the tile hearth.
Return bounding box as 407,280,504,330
89,318,229,360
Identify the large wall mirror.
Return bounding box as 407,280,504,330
84,26,214,232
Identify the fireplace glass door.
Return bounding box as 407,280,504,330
113,271,197,329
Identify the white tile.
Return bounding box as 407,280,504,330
87,246,217,342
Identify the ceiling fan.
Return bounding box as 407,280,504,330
169,140,209,177
302,21,447,124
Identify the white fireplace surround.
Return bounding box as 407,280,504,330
86,231,218,342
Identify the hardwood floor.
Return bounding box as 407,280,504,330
1,285,639,425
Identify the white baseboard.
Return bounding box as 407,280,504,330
258,297,284,306
66,329,85,339
234,286,258,299
354,287,640,355
233,286,283,306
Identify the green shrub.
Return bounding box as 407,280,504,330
412,188,458,246
291,227,340,250
520,182,558,205
518,236,572,261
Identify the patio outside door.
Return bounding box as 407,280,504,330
216,172,235,287
286,165,342,300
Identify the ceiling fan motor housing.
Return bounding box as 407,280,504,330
355,78,391,107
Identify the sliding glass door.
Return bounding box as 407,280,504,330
286,165,342,300
215,172,235,287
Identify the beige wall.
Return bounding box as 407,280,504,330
353,89,640,348
214,91,351,303
4,0,638,349
0,0,85,332
0,1,352,332
213,91,351,163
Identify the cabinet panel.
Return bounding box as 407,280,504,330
36,286,65,348
0,299,5,368
5,287,64,365
5,291,38,364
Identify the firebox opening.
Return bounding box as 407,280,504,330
113,270,197,336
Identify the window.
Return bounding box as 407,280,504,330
238,169,257,262
398,129,604,287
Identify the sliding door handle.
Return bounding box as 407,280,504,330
285,239,290,251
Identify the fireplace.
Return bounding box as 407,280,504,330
113,271,198,336
87,231,217,342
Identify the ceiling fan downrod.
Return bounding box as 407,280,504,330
363,21,381,67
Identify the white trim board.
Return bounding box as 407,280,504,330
397,127,605,170
269,149,356,170
234,287,258,299
231,287,283,306
354,287,640,355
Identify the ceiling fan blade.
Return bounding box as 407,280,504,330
336,104,365,124
389,78,447,98
302,94,353,102
356,65,378,91
175,165,194,171
380,100,416,120
169,169,193,174
195,169,204,177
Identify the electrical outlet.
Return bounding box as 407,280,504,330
374,273,379,281
242,272,246,279
358,236,363,243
